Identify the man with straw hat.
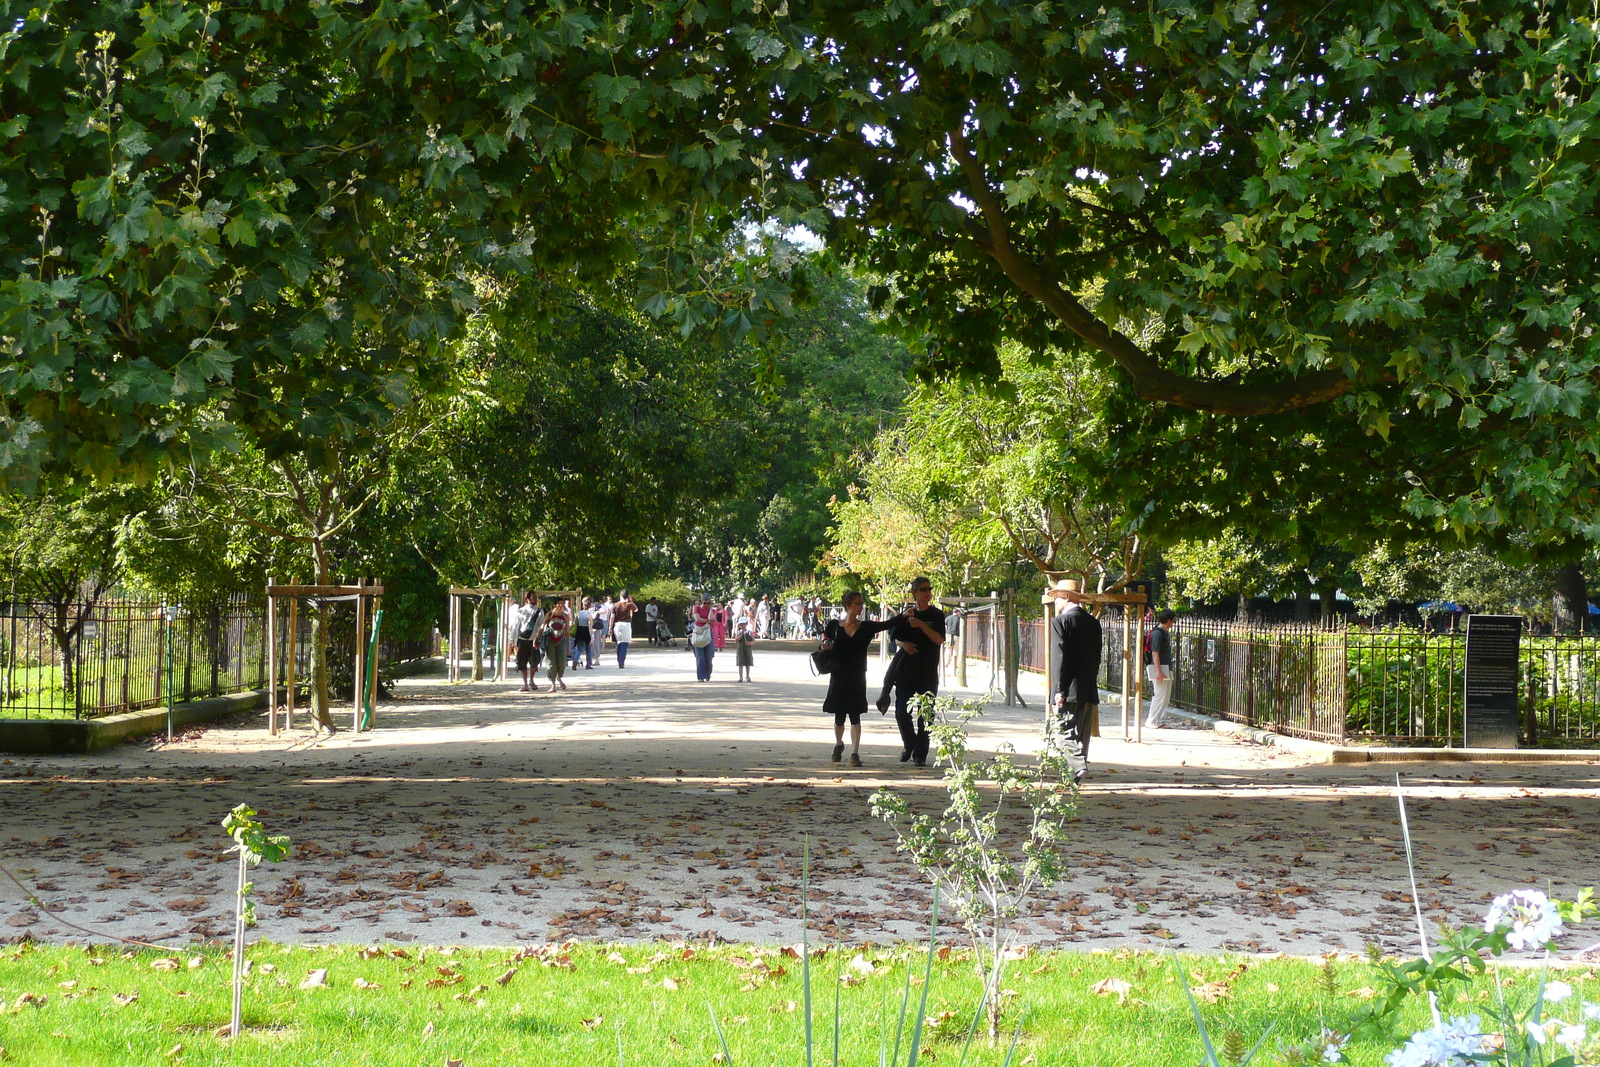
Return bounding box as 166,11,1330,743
1047,578,1101,780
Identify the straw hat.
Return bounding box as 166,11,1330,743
1043,578,1083,600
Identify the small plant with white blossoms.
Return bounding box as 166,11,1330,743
1362,888,1595,1029
1272,1027,1350,1065
1373,886,1598,1067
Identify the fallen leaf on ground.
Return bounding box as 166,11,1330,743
299,969,328,989
1090,978,1133,1003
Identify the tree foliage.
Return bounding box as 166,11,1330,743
528,0,1600,548
14,0,1600,579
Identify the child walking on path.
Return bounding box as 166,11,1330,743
734,620,755,682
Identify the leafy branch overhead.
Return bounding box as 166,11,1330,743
5,2,1600,545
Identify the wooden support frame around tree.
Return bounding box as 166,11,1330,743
447,588,582,683
266,578,384,736
937,593,1007,697
447,586,510,684
1041,585,1149,742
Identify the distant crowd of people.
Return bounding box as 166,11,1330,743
507,590,647,693
503,589,815,691
497,578,1177,782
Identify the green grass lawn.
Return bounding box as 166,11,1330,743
1,939,1592,1066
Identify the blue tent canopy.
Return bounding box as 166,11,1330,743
1418,601,1464,612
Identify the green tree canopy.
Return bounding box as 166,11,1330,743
536,0,1600,548
10,0,1600,558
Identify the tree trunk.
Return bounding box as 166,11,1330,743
470,599,484,681
1552,561,1589,634
1234,590,1250,621
306,544,337,733
50,627,75,710
50,602,78,712
1317,579,1339,623
307,603,337,732
1294,583,1313,622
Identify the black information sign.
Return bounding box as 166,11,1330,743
1463,614,1522,748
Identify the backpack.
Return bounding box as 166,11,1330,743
519,607,541,640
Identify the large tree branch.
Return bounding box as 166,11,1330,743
994,510,1056,576
948,130,1354,417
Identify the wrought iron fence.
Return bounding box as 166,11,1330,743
0,596,269,720
1343,627,1600,746
2,595,441,721
954,609,1599,748
962,612,1048,675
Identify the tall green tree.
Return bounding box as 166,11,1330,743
678,265,914,593
828,342,1149,597
0,3,791,488
14,1,1600,565
0,484,144,703
529,1,1600,550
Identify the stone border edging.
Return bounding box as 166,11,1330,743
1163,705,1600,764
0,656,445,755
0,688,268,756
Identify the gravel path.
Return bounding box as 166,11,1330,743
3,646,1597,957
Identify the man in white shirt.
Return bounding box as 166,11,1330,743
511,592,544,692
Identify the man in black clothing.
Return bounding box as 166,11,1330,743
889,576,945,767
1047,580,1102,780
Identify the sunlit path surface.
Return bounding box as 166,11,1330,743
3,647,1597,955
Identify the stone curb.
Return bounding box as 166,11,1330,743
1163,705,1600,764
0,656,443,755
0,688,268,756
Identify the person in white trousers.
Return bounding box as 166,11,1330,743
1144,610,1177,728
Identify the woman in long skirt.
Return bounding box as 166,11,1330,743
820,590,897,765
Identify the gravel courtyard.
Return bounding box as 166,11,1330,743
3,646,1597,958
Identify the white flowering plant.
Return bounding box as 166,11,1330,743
1370,887,1599,1067
1362,887,1596,1032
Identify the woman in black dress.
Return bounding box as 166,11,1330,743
822,590,897,766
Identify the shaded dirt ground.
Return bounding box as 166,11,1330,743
2,646,1597,957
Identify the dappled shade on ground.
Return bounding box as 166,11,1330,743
2,649,1597,956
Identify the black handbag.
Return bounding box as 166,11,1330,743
809,646,834,675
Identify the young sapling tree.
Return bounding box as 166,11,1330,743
221,803,291,1038
870,694,1077,1041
